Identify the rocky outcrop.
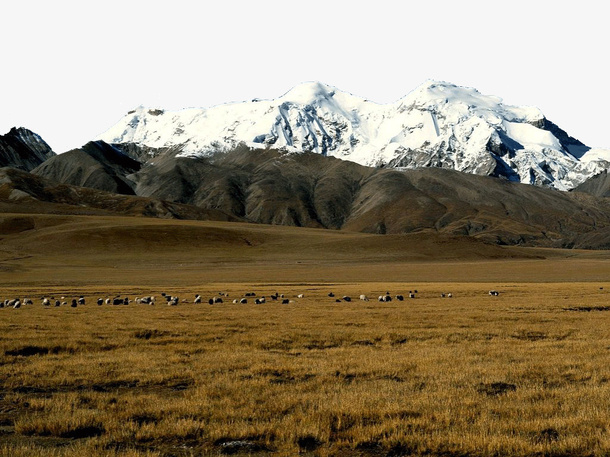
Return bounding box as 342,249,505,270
0,127,55,171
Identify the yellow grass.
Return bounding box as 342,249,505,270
2,282,610,456
2,213,610,455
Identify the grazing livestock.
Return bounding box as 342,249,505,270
194,295,202,304
396,295,404,301
245,292,256,297
23,298,33,306
78,296,85,305
409,293,415,299
282,299,290,304
113,298,124,305
270,293,279,301
13,300,21,309
240,298,248,304
297,294,304,299
42,298,50,306
448,293,453,298
97,298,103,306
378,295,392,302
328,292,335,297
342,296,352,302
489,290,499,296
359,295,369,301
232,299,239,304
71,299,77,308
55,300,61,307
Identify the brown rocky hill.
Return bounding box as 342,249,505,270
28,142,610,248
31,141,141,195
0,166,238,222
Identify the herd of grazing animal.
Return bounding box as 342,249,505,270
0,289,513,310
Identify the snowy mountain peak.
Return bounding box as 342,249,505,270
97,81,610,190
278,81,339,104
400,80,543,125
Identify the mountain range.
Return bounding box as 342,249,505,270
97,81,610,191
3,81,610,249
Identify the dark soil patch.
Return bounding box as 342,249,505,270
4,345,73,357
58,424,105,439
477,382,517,396
303,340,342,350
91,380,139,392
511,331,548,341
11,386,49,394
297,434,322,452
351,340,375,346
214,437,271,455
564,306,610,312
533,427,560,444
133,329,171,340
128,414,159,426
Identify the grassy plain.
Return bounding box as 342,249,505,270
2,214,610,456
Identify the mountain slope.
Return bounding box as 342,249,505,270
572,170,610,198
32,141,141,195
80,145,610,248
97,81,610,190
0,127,56,171
0,166,238,221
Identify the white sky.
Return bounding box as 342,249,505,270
1,0,607,152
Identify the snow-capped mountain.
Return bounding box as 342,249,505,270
97,81,610,190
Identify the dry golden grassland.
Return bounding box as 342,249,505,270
1,282,610,456
2,214,610,456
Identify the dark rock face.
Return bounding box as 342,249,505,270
0,127,55,171
541,118,590,159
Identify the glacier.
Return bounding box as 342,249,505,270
96,80,610,191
